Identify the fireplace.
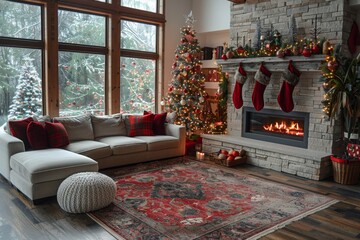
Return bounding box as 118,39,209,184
242,107,309,148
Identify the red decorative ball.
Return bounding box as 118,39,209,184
284,49,292,56
327,60,338,72
237,47,245,54
276,49,285,58
302,47,312,57
226,51,234,59
312,44,321,54
221,54,227,60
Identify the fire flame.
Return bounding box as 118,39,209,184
263,121,304,136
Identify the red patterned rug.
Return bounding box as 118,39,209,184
88,158,337,239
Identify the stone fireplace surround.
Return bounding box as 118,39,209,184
201,0,356,180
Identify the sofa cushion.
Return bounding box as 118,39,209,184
45,122,70,148
91,115,127,138
27,122,48,150
10,149,98,184
8,117,34,150
127,114,154,137
65,140,112,160
135,136,179,151
53,114,94,142
98,136,147,155
144,111,167,135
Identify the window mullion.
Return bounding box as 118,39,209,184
44,0,59,118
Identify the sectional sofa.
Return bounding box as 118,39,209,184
0,113,186,202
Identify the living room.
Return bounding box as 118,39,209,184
0,0,360,239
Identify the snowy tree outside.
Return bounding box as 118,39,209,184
8,59,42,120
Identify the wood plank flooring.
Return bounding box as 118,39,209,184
0,158,359,240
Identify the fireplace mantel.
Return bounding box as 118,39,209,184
217,55,325,72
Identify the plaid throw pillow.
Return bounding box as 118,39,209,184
27,121,48,150
144,111,167,135
128,114,155,137
8,117,34,150
45,122,70,148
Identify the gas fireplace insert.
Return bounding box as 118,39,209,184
242,107,309,148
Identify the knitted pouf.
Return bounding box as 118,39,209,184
57,172,116,213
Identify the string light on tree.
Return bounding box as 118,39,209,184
162,12,212,135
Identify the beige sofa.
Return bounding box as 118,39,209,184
0,114,186,201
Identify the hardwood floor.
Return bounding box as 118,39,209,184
0,159,359,240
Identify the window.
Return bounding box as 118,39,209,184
59,52,105,116
120,57,155,113
121,20,156,52
58,9,107,116
0,0,164,123
121,0,157,13
58,10,106,47
0,1,43,125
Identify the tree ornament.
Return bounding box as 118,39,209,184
276,49,285,58
180,99,186,105
237,46,245,54
221,54,227,60
199,96,205,102
327,60,338,72
226,51,234,59
302,47,312,57
312,44,321,54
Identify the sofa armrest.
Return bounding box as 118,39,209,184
0,127,25,181
165,123,186,155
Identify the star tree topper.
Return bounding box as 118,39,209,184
185,11,196,27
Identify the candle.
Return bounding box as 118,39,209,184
196,151,205,160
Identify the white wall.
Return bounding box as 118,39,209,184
192,0,230,33
164,0,192,97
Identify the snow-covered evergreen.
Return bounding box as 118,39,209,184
8,59,42,119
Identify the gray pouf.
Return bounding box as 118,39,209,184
57,172,116,213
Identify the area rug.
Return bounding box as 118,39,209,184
88,158,338,240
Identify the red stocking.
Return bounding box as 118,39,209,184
277,60,301,112
252,63,272,111
232,63,247,109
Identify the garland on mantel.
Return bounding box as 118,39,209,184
222,37,332,60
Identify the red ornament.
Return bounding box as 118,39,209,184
312,44,321,54
237,46,245,54
284,49,292,56
276,49,285,58
221,54,227,60
302,47,312,57
327,60,338,72
226,51,234,59
169,87,173,92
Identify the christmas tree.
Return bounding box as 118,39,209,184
162,12,208,135
8,58,42,120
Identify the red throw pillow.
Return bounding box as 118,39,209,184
144,111,167,135
128,114,155,137
27,122,48,150
8,117,34,150
45,122,70,148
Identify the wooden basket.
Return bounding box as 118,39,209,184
209,152,247,167
331,156,360,185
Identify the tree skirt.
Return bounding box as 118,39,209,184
88,158,337,240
